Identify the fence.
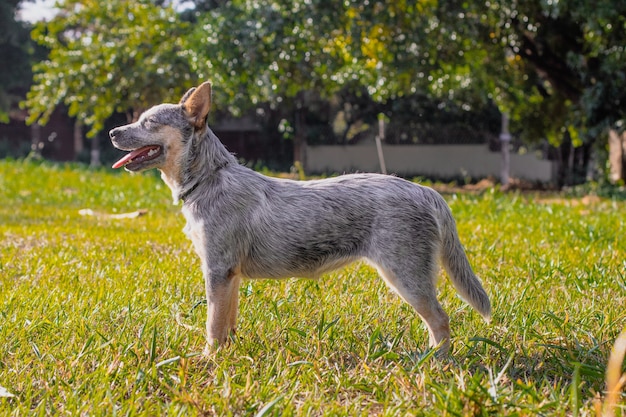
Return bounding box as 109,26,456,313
304,143,555,182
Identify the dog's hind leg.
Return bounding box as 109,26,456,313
371,259,451,355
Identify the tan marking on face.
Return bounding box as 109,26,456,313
157,125,186,187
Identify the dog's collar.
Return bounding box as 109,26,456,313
178,181,200,202
178,162,231,202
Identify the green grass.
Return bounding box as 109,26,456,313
1,159,625,416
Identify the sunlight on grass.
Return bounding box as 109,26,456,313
1,160,625,415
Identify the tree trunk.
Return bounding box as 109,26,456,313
499,112,511,186
572,142,592,184
556,133,593,187
556,133,572,188
73,120,84,160
30,123,42,158
90,133,101,167
608,129,626,183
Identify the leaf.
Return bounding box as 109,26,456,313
0,386,15,398
149,326,157,365
255,396,283,417
156,356,181,368
570,362,581,417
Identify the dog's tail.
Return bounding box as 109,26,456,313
437,201,491,321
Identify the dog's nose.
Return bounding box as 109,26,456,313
109,127,120,139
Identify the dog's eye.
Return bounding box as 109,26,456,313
144,118,160,128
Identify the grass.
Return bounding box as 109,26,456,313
0,159,625,416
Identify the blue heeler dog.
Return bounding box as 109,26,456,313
109,82,491,355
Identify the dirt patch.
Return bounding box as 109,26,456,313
535,194,602,207
432,176,556,195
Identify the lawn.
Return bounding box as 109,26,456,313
0,159,625,416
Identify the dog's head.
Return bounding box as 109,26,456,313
109,82,212,172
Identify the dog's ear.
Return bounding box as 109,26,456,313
182,82,212,130
179,87,196,105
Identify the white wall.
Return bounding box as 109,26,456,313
305,144,554,182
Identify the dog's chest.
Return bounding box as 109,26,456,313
182,207,206,255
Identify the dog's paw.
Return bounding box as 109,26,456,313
203,329,237,356
202,342,218,358
430,338,451,360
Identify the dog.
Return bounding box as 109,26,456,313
109,81,491,355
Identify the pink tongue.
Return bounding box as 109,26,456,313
112,146,158,169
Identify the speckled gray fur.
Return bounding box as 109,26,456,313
110,82,491,355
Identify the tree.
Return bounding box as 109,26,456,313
0,0,39,123
23,0,201,139
331,0,626,183
451,0,626,183
190,0,350,163
23,0,625,181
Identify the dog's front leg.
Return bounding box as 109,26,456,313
227,274,241,335
202,264,240,353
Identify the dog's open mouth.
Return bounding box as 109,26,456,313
112,145,163,170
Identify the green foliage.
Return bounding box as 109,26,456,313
22,0,626,152
195,0,626,147
192,0,346,114
0,0,41,122
472,0,626,144
1,160,625,415
330,0,494,107
23,0,201,137
193,0,494,113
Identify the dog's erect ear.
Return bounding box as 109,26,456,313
182,82,212,130
179,87,196,105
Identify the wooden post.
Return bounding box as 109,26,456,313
375,114,387,175
500,112,511,186
293,93,305,170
